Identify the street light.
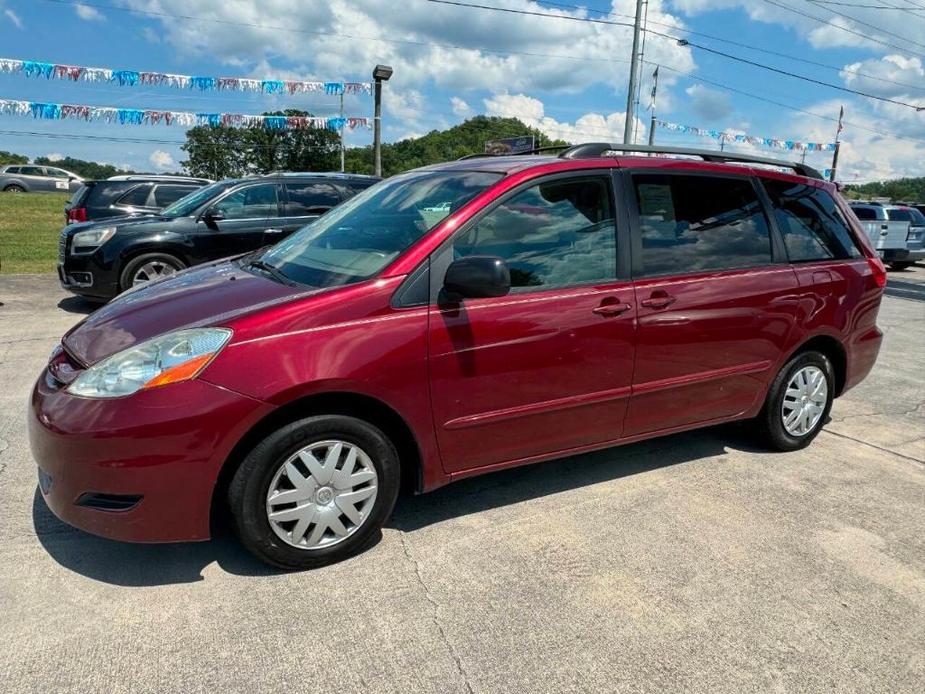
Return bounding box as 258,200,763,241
373,64,393,177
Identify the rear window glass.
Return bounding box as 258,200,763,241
632,173,772,277
153,185,198,207
851,206,877,220
283,182,341,216
763,180,862,261
116,184,153,207
908,208,925,225
886,208,912,222
5,166,20,174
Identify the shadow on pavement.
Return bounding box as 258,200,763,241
56,296,100,315
33,423,765,586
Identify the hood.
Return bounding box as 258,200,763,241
65,214,165,234
63,259,306,365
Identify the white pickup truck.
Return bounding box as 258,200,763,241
849,203,925,270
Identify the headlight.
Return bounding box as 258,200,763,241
72,226,116,252
67,328,232,398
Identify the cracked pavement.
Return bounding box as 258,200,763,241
0,270,923,693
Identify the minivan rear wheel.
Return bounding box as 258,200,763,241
755,350,834,452
228,415,401,569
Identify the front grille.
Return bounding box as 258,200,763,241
58,228,69,263
75,492,142,512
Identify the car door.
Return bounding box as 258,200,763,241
623,171,801,437
275,181,343,243
428,171,637,474
19,166,50,191
197,182,280,259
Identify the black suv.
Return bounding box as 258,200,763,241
58,172,380,301
64,175,212,224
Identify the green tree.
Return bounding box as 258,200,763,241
182,110,340,179
33,156,135,179
843,178,925,203
0,150,28,166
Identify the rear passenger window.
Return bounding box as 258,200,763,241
631,174,772,277
851,207,877,221
153,185,197,207
116,184,153,208
763,180,862,261
451,176,616,289
283,183,341,216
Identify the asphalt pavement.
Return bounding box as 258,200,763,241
0,267,922,693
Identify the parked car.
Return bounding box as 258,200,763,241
56,172,380,301
0,164,83,193
30,145,885,569
850,202,925,269
64,175,211,225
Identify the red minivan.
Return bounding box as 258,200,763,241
29,145,886,569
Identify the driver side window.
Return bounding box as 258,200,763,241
450,176,617,289
212,184,278,220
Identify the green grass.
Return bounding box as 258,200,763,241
0,192,68,274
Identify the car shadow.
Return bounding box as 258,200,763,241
33,423,765,587
56,296,100,315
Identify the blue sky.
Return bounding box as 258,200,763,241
0,0,923,181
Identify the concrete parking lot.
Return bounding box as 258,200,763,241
0,269,923,693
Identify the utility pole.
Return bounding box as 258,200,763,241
648,65,659,147
339,90,345,173
623,0,645,145
372,64,393,178
830,104,844,182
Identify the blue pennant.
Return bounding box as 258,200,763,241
111,70,140,86
326,117,347,130
29,102,62,119
189,76,217,91
261,80,285,94
23,61,54,79
117,108,144,125
197,113,221,127
263,116,287,129
324,82,345,95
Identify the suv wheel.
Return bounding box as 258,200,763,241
120,253,184,290
3,184,25,193
755,350,834,451
889,261,913,270
228,415,401,569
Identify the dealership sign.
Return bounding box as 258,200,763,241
485,136,535,155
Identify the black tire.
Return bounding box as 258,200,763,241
228,415,401,570
3,185,25,193
118,252,185,291
754,350,834,452
889,261,913,271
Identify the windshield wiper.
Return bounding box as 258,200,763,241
244,259,294,285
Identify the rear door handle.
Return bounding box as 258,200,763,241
592,302,632,317
265,228,284,234
640,294,676,309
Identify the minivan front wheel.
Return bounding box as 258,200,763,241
756,351,834,451
119,252,184,290
229,415,401,569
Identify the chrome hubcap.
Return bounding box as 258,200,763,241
266,440,378,550
781,366,828,436
132,261,177,286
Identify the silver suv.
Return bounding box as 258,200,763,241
850,202,925,270
0,164,84,193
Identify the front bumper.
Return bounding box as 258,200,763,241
29,366,273,543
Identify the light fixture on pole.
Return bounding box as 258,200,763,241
373,64,393,177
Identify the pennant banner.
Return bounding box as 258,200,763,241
0,58,372,96
655,119,836,152
0,98,371,131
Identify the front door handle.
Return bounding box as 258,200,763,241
592,302,632,317
640,292,677,309
265,228,284,234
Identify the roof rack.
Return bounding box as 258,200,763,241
106,174,213,183
557,143,824,180
457,145,570,160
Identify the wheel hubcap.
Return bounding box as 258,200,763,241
781,365,828,436
265,440,379,550
132,261,177,286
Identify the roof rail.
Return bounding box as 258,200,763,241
557,143,824,180
457,145,570,160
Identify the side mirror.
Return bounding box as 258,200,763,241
202,208,225,228
443,255,511,301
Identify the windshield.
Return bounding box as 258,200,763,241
161,180,236,217
258,170,502,287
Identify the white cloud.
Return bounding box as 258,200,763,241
74,3,104,21
841,54,925,99
44,153,64,161
149,150,176,170
3,8,22,28
484,92,646,143
685,84,733,122
450,96,471,117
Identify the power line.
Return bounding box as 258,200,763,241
809,1,924,9
761,0,925,58
806,0,925,49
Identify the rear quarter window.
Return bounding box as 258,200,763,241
115,184,154,207
763,180,862,261
631,173,773,277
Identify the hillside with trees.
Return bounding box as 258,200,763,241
0,150,28,166
33,156,135,179
843,178,925,202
